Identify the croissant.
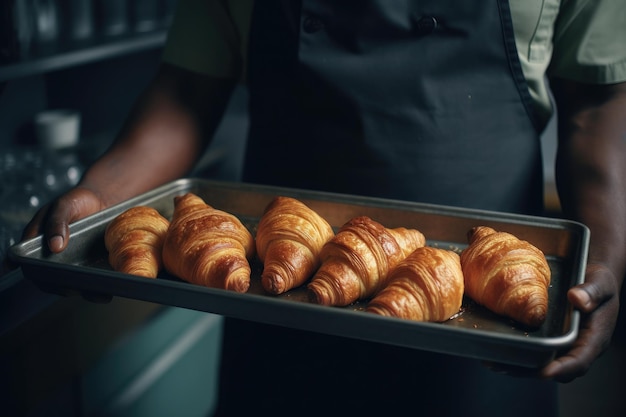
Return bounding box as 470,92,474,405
366,247,464,322
307,216,426,306
162,193,255,293
104,206,170,278
256,196,335,294
460,226,551,327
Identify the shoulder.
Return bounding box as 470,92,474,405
550,0,626,83
162,0,254,80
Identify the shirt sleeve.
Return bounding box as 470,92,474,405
549,0,626,84
161,0,253,80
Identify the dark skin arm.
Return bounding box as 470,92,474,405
541,78,626,382
22,63,236,249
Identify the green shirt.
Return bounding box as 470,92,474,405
163,0,626,128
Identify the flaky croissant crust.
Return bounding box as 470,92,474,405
162,193,255,293
460,226,551,327
367,247,464,322
256,196,334,294
307,216,426,306
104,206,170,278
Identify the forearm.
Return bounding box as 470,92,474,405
79,92,204,207
79,63,236,208
552,79,626,288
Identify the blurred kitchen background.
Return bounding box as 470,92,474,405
0,1,624,416
1,1,244,416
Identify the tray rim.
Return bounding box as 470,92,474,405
10,177,590,367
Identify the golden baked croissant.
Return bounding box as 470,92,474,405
460,226,551,327
104,206,170,278
366,247,464,322
256,196,335,294
162,193,255,293
307,216,426,306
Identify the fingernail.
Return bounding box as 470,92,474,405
49,235,64,252
574,287,592,308
540,362,558,379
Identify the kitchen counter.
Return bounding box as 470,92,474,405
0,266,222,417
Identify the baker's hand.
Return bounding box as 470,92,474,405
483,263,620,382
22,186,105,253
540,263,620,382
21,186,113,303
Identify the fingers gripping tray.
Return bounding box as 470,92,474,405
10,179,589,368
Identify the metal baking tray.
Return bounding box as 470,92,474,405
10,178,589,368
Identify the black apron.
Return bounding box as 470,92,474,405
242,0,544,214
216,1,556,416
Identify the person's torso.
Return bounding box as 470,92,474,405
243,0,544,215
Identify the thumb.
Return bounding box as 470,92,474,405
43,187,104,253
568,263,617,313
